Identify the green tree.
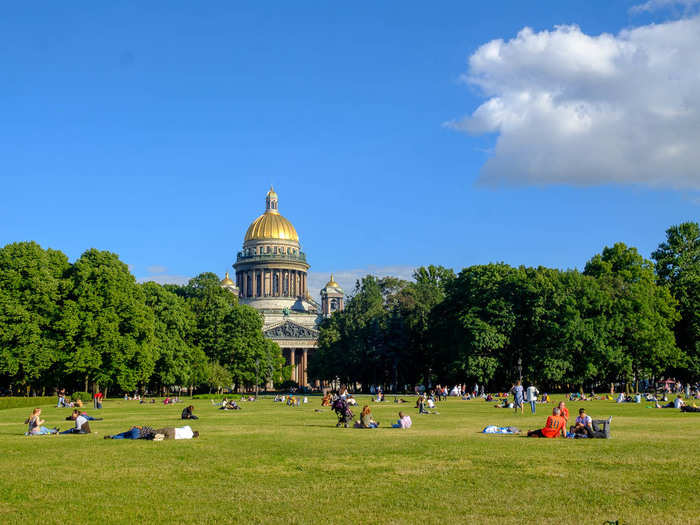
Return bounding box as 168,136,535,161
141,282,206,393
0,242,71,392
61,249,155,393
652,222,700,378
584,243,682,384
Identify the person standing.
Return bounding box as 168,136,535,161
93,391,103,409
511,380,524,414
526,384,539,414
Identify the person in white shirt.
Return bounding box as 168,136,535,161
392,412,412,428
152,425,200,440
570,408,593,436
526,385,539,414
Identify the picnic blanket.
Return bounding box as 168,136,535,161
482,425,519,434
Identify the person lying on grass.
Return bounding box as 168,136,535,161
355,405,379,428
152,426,200,440
25,408,59,435
104,425,199,440
391,411,412,429
60,410,94,434
527,407,566,438
181,405,198,419
65,410,103,422
655,395,685,409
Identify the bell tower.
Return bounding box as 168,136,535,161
320,274,344,317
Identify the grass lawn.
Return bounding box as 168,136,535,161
0,395,698,524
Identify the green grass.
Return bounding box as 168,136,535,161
1,395,698,524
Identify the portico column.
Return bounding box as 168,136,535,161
290,348,296,383
302,349,308,386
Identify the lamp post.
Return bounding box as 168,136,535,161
255,358,260,398
517,357,523,383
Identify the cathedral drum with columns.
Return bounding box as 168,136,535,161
222,188,343,388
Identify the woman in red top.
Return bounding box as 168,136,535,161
558,401,569,424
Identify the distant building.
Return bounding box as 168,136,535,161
221,187,343,386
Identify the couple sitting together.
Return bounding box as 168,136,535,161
527,408,610,438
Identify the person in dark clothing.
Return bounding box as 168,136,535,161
181,405,198,420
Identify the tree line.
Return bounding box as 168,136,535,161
309,222,699,391
0,244,286,395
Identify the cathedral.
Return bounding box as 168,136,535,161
220,187,344,387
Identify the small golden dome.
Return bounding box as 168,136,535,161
220,272,235,286
325,273,340,289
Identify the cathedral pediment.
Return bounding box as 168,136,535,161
264,320,319,340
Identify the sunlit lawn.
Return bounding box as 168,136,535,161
0,395,698,524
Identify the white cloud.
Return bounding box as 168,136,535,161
447,16,700,190
147,265,168,274
307,265,416,301
137,274,191,286
630,0,700,14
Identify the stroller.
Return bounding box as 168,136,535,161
331,398,354,428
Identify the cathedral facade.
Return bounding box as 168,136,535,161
221,188,343,387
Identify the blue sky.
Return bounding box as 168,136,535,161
2,1,698,297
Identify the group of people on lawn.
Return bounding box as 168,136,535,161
25,394,200,440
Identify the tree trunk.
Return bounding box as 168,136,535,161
84,375,88,393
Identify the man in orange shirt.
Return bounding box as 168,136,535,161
527,407,566,438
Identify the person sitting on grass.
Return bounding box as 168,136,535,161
570,408,594,437
558,401,569,425
25,408,59,435
527,407,566,438
181,405,198,420
321,393,331,406
655,395,685,409
65,410,102,422
494,398,513,409
355,405,379,428
60,411,92,434
391,411,412,428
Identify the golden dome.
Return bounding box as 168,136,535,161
220,272,235,286
244,188,299,242
245,212,299,242
325,274,341,289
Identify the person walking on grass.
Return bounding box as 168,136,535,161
511,380,524,414
526,384,539,414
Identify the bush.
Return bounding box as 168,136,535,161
70,391,92,402
0,397,56,411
